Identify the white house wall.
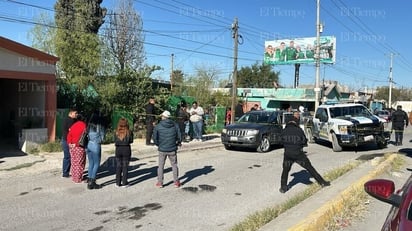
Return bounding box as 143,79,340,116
0,47,56,74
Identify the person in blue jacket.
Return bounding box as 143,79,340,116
86,111,105,189
153,111,182,188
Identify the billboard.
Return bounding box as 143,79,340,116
264,36,336,65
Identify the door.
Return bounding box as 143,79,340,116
314,108,329,140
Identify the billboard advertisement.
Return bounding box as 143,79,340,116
264,36,336,65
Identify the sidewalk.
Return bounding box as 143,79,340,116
0,134,222,178
259,150,412,231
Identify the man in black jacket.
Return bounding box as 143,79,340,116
61,108,77,178
145,98,156,145
153,111,182,188
391,105,409,146
279,115,330,193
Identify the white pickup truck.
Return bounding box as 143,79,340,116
305,103,390,152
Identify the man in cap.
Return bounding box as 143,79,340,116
153,111,182,188
391,105,409,146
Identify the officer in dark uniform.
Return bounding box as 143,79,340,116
279,113,330,193
145,98,156,145
391,105,409,146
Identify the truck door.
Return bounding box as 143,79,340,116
314,108,329,139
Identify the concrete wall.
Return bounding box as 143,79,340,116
0,47,56,74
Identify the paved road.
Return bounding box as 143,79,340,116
1,130,411,231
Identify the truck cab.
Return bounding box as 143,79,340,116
306,103,389,152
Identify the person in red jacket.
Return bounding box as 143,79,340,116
67,114,87,183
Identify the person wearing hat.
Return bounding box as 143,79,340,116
153,111,182,188
391,105,409,146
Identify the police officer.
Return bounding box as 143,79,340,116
279,114,330,193
391,105,409,146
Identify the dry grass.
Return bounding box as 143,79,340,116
230,160,364,231
323,154,404,231
322,188,369,231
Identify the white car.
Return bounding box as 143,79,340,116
306,103,390,152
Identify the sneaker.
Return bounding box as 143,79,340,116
320,181,331,187
174,181,181,188
121,184,129,188
156,182,163,188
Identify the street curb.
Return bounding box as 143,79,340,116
288,153,397,231
129,142,222,160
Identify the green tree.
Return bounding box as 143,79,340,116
184,65,221,106
237,62,280,88
28,12,56,55
374,86,412,105
374,86,400,104
54,0,106,78
108,66,163,117
171,69,185,95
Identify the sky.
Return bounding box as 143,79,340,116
1,0,412,91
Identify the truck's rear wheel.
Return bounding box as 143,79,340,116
331,132,342,152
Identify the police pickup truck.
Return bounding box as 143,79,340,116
305,103,390,152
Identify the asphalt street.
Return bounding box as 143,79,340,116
0,129,411,231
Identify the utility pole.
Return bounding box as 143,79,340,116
314,0,321,110
170,53,174,92
294,63,300,88
230,18,239,124
388,53,394,109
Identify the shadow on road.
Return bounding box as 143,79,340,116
314,139,390,153
176,165,215,186
356,153,385,161
398,148,412,158
0,139,27,160
287,170,314,189
96,156,152,186
127,166,172,186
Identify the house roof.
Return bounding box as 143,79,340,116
324,83,341,98
238,88,315,101
0,36,59,65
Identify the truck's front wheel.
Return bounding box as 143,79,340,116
376,136,387,149
257,136,271,153
331,132,342,152
306,127,315,143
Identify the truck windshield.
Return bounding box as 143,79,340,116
330,105,373,118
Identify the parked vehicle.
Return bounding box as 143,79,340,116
375,110,392,122
305,103,390,152
221,110,283,152
364,171,412,230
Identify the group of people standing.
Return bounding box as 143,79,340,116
146,98,205,144
61,97,197,189
62,109,106,189
62,109,135,189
